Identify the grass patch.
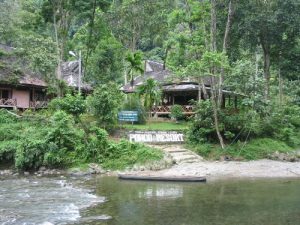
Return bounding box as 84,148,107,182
69,142,163,171
100,141,163,170
122,121,188,131
189,138,294,160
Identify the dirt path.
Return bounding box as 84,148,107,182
138,145,300,180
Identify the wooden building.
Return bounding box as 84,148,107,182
0,44,90,110
121,60,241,116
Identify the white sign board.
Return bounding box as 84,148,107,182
129,131,184,143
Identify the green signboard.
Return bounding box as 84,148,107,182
118,111,139,122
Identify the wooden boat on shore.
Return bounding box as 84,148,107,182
118,174,206,182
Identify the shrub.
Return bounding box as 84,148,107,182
15,139,48,170
87,83,123,130
170,104,184,121
49,94,86,121
0,107,163,171
15,111,83,170
187,101,215,143
0,109,17,123
101,140,163,170
190,138,292,160
261,105,300,146
78,127,110,162
122,94,146,124
46,110,82,151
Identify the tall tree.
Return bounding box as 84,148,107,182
125,51,144,87
137,78,162,113
235,0,300,99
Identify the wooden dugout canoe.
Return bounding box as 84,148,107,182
118,174,206,182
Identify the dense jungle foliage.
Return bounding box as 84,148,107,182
0,106,162,170
0,0,300,164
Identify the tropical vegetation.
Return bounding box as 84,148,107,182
0,0,300,167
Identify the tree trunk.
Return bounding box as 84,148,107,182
210,0,217,53
211,0,225,149
222,1,234,52
279,68,283,106
200,77,208,100
163,47,169,70
219,0,234,107
53,8,62,97
198,81,202,103
260,36,271,100
211,90,226,149
85,0,97,65
263,50,271,100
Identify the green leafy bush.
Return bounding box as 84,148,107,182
122,94,146,124
261,105,300,146
190,138,292,160
46,111,82,151
170,104,184,121
0,109,17,123
101,140,163,170
87,83,123,130
49,94,86,121
0,103,163,171
15,139,48,170
78,127,111,162
77,126,163,170
187,101,215,143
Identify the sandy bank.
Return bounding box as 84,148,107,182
129,160,300,180
129,145,300,180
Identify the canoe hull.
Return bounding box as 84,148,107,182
118,174,206,182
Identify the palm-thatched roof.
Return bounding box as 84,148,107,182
0,44,91,90
121,60,212,93
61,61,92,91
0,44,47,87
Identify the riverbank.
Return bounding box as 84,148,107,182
1,144,300,180
122,145,300,180
130,159,300,180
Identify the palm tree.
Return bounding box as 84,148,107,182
125,51,144,87
137,78,162,117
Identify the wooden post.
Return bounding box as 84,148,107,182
222,94,226,108
33,87,36,110
234,96,238,109
172,94,175,105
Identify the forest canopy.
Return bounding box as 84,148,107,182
0,0,300,152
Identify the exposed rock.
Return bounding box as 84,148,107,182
219,155,232,161
68,168,91,177
40,222,54,225
24,172,30,176
88,163,106,174
39,166,47,172
0,170,13,176
267,151,300,162
79,215,112,222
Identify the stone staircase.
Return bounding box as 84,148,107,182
150,145,203,164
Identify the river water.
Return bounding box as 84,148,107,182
1,176,300,225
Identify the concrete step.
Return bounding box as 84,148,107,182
173,156,199,162
183,160,201,163
166,150,187,153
